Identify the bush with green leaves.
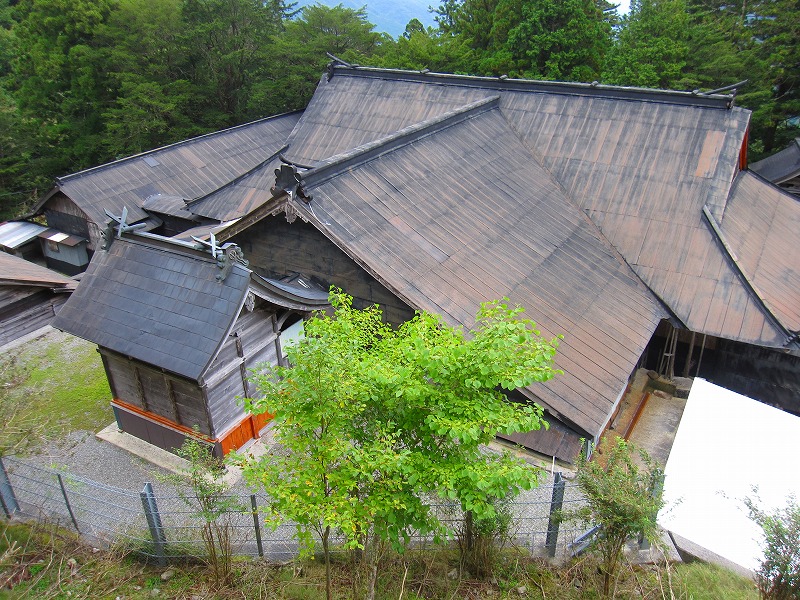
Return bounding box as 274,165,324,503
745,494,800,600
572,437,665,598
457,493,514,578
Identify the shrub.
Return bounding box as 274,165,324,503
745,494,800,600
572,437,665,598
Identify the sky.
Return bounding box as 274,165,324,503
295,1,632,39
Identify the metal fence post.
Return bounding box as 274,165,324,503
56,474,80,533
639,470,665,550
140,482,167,566
251,495,263,558
545,472,565,557
0,457,20,518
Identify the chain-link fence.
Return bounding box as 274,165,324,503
0,455,590,564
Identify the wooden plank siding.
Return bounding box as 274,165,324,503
232,216,415,326
102,350,213,435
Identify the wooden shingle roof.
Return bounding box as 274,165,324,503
278,99,667,441
279,64,790,351
717,171,800,339
35,112,302,228
52,237,251,381
0,251,77,290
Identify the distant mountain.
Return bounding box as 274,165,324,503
293,0,438,39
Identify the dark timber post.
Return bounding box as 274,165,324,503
0,457,20,518
251,495,263,558
545,472,566,557
140,482,167,566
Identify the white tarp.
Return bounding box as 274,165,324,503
658,378,800,572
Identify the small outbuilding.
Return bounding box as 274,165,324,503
52,222,329,456
0,251,77,346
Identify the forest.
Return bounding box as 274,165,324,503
0,0,797,219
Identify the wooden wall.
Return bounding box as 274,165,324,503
707,339,800,415
232,215,414,326
43,193,100,251
101,350,213,435
204,302,282,437
102,300,285,441
0,287,69,346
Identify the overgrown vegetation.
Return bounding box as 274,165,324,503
0,330,111,453
164,435,245,586
0,519,759,599
745,493,800,600
569,437,666,598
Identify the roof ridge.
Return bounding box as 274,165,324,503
186,145,287,209
56,111,302,184
329,64,736,110
702,204,797,347
299,96,500,190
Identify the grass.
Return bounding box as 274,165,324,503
0,520,760,599
671,562,760,600
0,329,111,452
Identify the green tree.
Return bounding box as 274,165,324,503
506,0,613,80
10,0,116,168
180,0,291,126
571,437,665,598
683,0,752,91
374,19,474,73
98,0,201,156
239,291,560,600
741,0,800,157
433,0,613,79
604,0,691,89
167,435,244,585
249,3,384,116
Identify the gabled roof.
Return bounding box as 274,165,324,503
0,251,77,289
52,232,327,382
750,139,800,184
716,171,800,339
185,154,286,222
277,63,791,351
267,98,667,440
284,65,736,167
34,112,302,228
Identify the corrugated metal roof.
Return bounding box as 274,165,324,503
38,228,86,247
36,112,302,228
287,103,667,440
0,221,49,250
